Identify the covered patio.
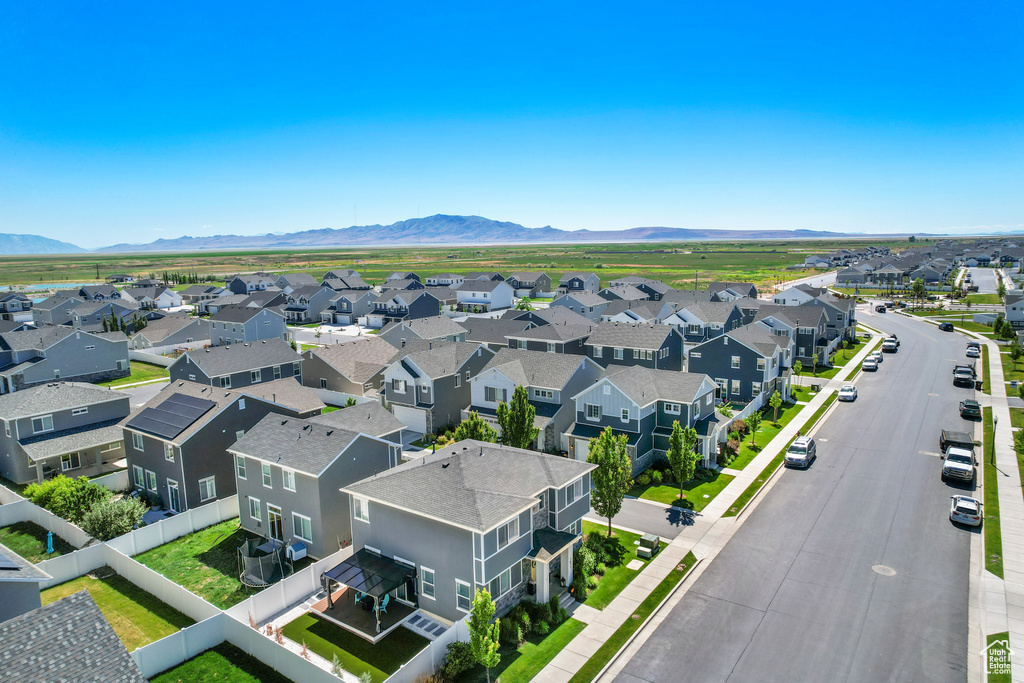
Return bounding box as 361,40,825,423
318,548,418,642
21,421,125,483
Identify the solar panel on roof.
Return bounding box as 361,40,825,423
126,393,216,440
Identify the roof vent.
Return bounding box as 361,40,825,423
281,420,288,425
303,424,310,430
326,430,333,436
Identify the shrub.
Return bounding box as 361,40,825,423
576,546,597,580
557,606,569,623
517,611,531,637
81,497,146,540
635,472,652,487
534,620,550,635
650,470,663,486
547,595,560,623
500,616,523,645
24,475,112,525
440,641,475,681
727,439,740,455
730,419,748,438
586,575,599,590
595,562,607,576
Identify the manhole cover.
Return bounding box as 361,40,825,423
872,565,897,576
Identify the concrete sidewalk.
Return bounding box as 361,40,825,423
534,333,882,683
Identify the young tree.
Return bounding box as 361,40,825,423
769,390,783,423
811,353,819,376
587,426,633,537
911,278,925,307
747,410,763,448
344,397,358,407
793,359,803,376
468,588,501,683
515,297,534,311
1011,341,1023,371
999,279,1007,300
453,412,499,443
666,421,699,503
496,385,538,449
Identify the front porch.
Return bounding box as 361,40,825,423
529,528,578,605
310,586,416,643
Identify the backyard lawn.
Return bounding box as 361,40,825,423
98,360,169,388
727,401,801,471
133,518,262,609
0,521,76,563
280,614,428,683
459,617,587,683
630,470,734,511
150,642,294,683
579,521,651,610
41,569,194,651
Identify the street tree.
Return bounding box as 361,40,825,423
496,385,538,449
454,412,499,443
811,353,819,376
587,426,632,537
468,588,501,683
911,278,926,308
665,421,699,503
769,390,783,423
1011,341,1023,371
747,410,763,448
793,359,803,376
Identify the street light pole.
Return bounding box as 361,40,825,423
993,416,998,466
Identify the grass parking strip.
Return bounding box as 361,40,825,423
983,345,992,394
984,407,1004,579
986,631,1012,683
567,552,697,683
723,393,838,518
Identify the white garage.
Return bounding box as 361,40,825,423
392,404,428,435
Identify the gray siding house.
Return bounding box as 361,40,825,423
0,328,129,394
367,290,444,329
687,324,792,405
168,338,302,390
379,316,467,348
208,306,288,346
283,286,335,324
341,442,595,625
130,316,211,350
0,382,129,484
31,294,85,326
0,543,50,624
557,272,600,294
302,337,399,398
321,290,376,324
505,272,552,298
549,292,609,322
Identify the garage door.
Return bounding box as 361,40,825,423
392,405,428,434
574,438,590,462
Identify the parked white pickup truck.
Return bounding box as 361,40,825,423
941,446,976,484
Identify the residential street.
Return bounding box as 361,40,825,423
613,309,974,683
969,266,1000,295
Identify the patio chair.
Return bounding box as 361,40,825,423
378,594,389,614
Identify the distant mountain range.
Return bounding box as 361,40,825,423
95,215,857,253
0,233,85,254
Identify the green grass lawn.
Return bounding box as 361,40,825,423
41,570,194,651
985,632,1012,683
298,343,320,351
966,293,1003,305
998,351,1024,384
983,407,1003,579
1009,408,1024,431
728,402,801,471
460,618,587,683
568,552,697,683
322,405,340,413
0,521,76,563
579,521,651,610
280,614,427,683
98,360,169,388
133,518,261,609
983,345,992,394
150,642,294,683
794,364,842,379
630,470,734,511
954,321,996,336
789,385,818,403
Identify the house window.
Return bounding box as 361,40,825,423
31,415,53,434
614,348,624,360
133,465,144,487
353,496,370,523
687,324,701,334
320,378,328,389
485,386,507,403
421,567,436,600
585,403,601,421
392,379,407,393
489,566,514,599
292,513,312,542
189,374,196,381
146,470,157,492
456,580,472,612
664,402,681,415
547,342,556,353
249,497,261,521
465,370,471,383
61,452,81,471
731,379,741,395
251,369,262,383
132,432,144,450
262,463,272,488
236,456,246,479
72,407,88,416
756,358,766,372
517,339,527,349
454,373,461,388
621,408,629,422
220,376,231,388
282,469,296,492
497,517,519,550
235,430,245,441
164,443,175,462
731,356,741,369
199,476,216,502
273,365,282,380
566,477,583,506
752,382,762,396
633,348,640,359
534,389,553,399
593,346,603,358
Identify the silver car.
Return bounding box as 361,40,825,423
784,437,817,468
862,358,878,371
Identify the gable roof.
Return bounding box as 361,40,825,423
175,338,300,377
601,299,662,319
307,337,401,383
276,273,319,288
504,307,593,327
308,400,405,438
398,341,491,379
507,321,594,342
229,413,364,477
209,305,276,323
234,377,325,415
728,324,786,356
344,440,595,533
554,291,608,307
560,271,598,282
585,321,677,349
0,382,125,419
0,591,146,683
585,365,714,406
380,315,466,342
0,542,50,583
134,315,206,343
480,348,595,389
32,293,85,312
456,279,507,293
508,272,547,283
0,326,78,352
457,318,533,345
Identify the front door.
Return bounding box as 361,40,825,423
268,505,284,542
167,480,181,513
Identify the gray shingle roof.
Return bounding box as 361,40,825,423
209,305,266,323
554,292,607,307
399,341,490,379
0,382,126,420
585,322,677,349
600,365,713,405
509,307,593,327
179,338,300,376
32,294,85,312
380,316,466,342
20,421,125,461
458,318,533,344
345,440,595,532
0,590,146,683
277,273,319,288
229,413,362,476
480,348,593,390
670,301,739,323
729,324,785,356
135,315,206,343
308,337,400,383
309,401,405,438
0,542,50,582
508,272,546,283
508,322,593,342
457,279,505,293
0,326,76,352
600,284,648,300
601,300,662,319
560,272,598,282
236,377,325,415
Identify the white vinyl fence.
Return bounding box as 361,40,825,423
128,349,177,367
386,618,468,683
313,388,377,408
0,482,25,504
131,614,226,678
0,498,94,548
107,495,239,557
91,469,130,492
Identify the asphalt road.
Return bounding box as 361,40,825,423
968,267,999,295
615,309,975,683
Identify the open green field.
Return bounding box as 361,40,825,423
0,239,914,292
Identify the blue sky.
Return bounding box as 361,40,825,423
0,1,1021,248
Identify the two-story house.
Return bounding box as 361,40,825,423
568,366,718,472
167,338,302,390
705,282,758,302
130,315,211,350
463,272,505,282
598,285,648,302
379,316,467,348
323,268,361,280
599,300,664,324
549,292,609,322
123,379,322,512
385,272,421,283
69,301,139,332
1006,291,1024,330
0,382,129,484
367,290,444,329
321,289,376,325
424,273,465,287
458,318,535,353
584,322,684,371
382,341,495,434
506,322,593,355
454,280,515,312
802,294,857,343
754,304,830,364
662,301,744,348
208,306,288,346
465,349,604,452
179,284,230,312
302,337,400,399
321,276,373,291
557,272,600,295
31,294,85,327
505,272,552,298
687,324,792,405
78,285,123,302
335,441,595,629
772,284,828,307
380,279,425,293
229,409,402,559
226,274,276,295
0,294,33,322
282,286,335,324
0,328,129,394
274,273,320,295
120,286,182,310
